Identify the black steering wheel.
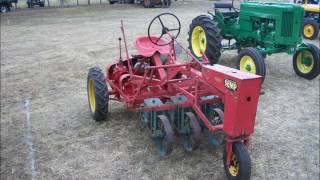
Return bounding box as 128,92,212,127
147,13,181,46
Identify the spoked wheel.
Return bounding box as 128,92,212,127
148,13,181,46
153,115,174,156
293,44,320,80
208,108,225,148
181,112,201,151
223,142,251,180
87,67,109,121
303,21,319,40
188,15,222,64
237,48,266,82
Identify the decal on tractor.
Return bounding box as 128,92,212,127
224,79,237,91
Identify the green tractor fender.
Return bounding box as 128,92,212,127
208,11,225,29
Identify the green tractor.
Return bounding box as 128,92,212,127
188,0,320,82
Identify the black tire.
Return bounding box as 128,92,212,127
6,5,10,12
293,44,320,80
27,3,31,8
108,0,117,4
143,0,156,8
87,67,109,121
236,48,266,82
303,21,319,40
223,142,251,180
188,15,222,64
1,5,7,13
40,3,45,7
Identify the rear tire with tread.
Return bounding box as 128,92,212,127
188,15,222,64
87,67,109,121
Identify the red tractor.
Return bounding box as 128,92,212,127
87,13,262,180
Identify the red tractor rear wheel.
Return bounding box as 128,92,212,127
87,67,109,121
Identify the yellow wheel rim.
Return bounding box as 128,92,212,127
88,79,96,112
304,24,315,38
228,153,239,176
191,26,207,57
239,55,257,74
296,50,314,74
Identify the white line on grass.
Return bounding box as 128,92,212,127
24,99,37,180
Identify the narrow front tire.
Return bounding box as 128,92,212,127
293,44,320,80
237,48,266,82
223,142,251,180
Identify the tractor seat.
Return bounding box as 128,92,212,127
214,2,239,19
135,36,171,57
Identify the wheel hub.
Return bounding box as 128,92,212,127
239,55,256,74
192,26,207,57
228,153,239,176
304,24,315,38
297,50,314,74
88,79,96,112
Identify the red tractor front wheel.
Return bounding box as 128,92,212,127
223,142,251,180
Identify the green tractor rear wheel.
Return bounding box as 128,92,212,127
293,44,320,80
237,48,266,82
188,15,222,64
303,21,319,40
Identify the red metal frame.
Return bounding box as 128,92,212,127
105,22,262,165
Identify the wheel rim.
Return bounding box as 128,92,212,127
228,153,239,176
191,26,207,57
304,24,315,38
239,55,257,74
297,50,314,74
88,79,96,112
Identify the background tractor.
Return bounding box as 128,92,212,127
297,0,320,39
0,0,17,13
108,0,171,8
188,0,320,82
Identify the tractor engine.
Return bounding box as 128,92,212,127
238,2,304,46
